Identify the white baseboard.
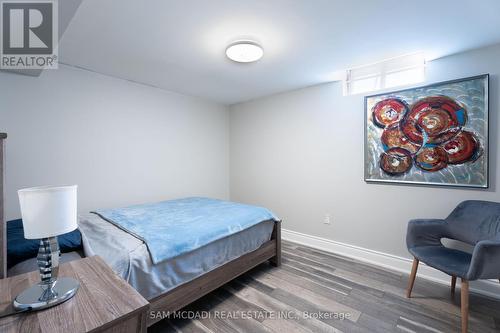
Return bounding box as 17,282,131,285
282,228,500,300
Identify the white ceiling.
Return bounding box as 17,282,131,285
59,0,500,105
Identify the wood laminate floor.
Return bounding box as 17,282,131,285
149,240,500,333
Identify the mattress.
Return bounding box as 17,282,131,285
78,213,274,300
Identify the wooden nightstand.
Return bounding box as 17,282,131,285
0,256,149,333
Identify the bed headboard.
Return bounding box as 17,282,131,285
0,133,6,279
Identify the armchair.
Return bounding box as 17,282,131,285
406,200,500,333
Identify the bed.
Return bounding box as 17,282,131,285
0,132,282,327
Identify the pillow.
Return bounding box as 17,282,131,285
7,219,83,268
8,251,83,277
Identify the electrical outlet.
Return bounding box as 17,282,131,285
323,214,331,225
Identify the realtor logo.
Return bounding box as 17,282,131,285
1,0,58,69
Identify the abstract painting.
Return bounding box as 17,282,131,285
364,75,489,188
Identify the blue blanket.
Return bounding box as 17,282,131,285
93,197,279,264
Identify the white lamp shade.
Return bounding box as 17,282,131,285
18,185,78,239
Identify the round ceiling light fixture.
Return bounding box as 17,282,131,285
226,41,263,63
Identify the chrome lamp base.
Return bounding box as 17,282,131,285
13,277,79,311
13,236,80,311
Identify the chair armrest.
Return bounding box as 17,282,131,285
406,219,449,249
467,240,500,280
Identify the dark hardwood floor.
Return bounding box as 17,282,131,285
149,240,500,333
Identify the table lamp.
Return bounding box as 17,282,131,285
14,185,80,311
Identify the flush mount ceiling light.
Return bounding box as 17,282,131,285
226,41,263,63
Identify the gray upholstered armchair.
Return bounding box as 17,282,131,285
406,200,500,333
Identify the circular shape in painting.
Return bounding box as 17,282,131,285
414,146,448,172
443,131,481,164
372,98,409,128
401,96,466,145
381,124,421,154
380,148,413,175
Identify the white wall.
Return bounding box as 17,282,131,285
0,65,229,220
230,43,500,259
2,42,499,261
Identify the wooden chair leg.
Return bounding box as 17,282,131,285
461,279,469,333
451,276,457,296
406,258,419,298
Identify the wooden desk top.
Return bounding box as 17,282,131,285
0,256,149,333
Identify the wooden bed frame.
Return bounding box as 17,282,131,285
148,220,281,326
0,132,282,327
